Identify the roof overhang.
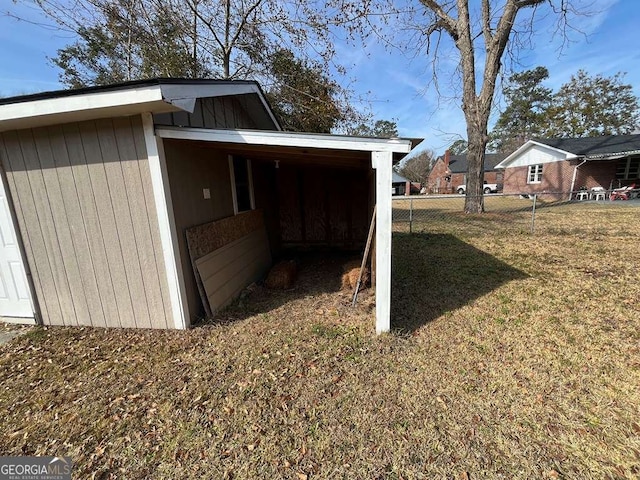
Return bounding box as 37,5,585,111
583,149,640,160
0,80,280,133
156,126,413,154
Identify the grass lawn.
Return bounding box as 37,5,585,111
1,203,639,479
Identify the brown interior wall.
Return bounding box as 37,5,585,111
276,165,370,248
252,160,282,258
163,139,234,322
0,117,171,328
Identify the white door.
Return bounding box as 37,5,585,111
0,177,33,318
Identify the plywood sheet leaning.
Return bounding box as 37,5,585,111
186,210,270,317
195,228,271,316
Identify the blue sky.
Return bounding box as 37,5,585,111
1,0,638,155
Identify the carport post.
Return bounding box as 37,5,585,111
372,151,393,334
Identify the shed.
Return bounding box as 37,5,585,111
0,79,414,333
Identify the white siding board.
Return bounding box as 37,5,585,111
18,129,78,326
112,117,168,329
33,127,92,326
131,119,170,329
95,118,149,328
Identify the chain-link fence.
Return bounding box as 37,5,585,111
392,192,640,237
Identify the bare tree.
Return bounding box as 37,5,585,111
328,0,589,212
396,149,434,185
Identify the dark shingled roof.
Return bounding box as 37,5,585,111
535,134,640,157
437,153,507,173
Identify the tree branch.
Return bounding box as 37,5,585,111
418,0,457,39
481,0,492,45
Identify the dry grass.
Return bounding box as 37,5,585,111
1,206,639,479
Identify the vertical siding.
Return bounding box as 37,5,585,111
154,96,258,130
0,117,170,328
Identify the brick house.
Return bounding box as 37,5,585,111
495,135,640,198
427,150,505,193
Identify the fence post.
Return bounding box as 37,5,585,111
409,197,413,234
530,194,537,234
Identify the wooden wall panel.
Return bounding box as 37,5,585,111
304,170,328,242
163,139,235,321
277,168,303,243
0,117,171,329
32,127,90,326
0,131,60,324
251,160,281,257
278,165,370,248
17,129,78,326
153,96,258,130
78,121,136,328
131,120,172,324
195,227,271,315
112,117,169,329
61,123,116,328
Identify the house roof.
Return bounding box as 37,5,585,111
495,133,640,169
437,153,506,173
534,134,640,158
0,78,280,132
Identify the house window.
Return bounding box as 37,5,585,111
229,156,254,214
527,164,543,183
616,157,640,180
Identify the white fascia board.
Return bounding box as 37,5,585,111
0,86,170,131
156,126,413,153
495,140,576,169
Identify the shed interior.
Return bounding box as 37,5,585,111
162,138,376,323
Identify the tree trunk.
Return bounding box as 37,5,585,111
464,124,487,213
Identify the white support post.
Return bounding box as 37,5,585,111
141,112,189,329
371,151,393,334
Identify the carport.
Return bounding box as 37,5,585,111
153,126,413,333
0,79,414,333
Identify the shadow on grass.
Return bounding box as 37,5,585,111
391,232,528,333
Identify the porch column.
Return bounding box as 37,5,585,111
371,151,393,334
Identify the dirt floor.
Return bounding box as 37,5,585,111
0,205,639,479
